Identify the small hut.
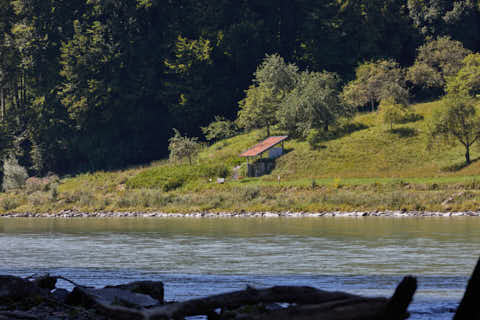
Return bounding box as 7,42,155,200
239,136,288,177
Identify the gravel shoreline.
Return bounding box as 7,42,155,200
1,210,480,218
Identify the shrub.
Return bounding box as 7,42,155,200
25,177,50,193
28,191,49,206
1,197,19,211
238,187,260,201
2,156,28,191
168,129,201,165
198,164,230,179
163,177,185,192
50,183,59,200
307,129,322,150
201,116,238,142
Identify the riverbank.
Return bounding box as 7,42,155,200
5,100,480,213
2,209,480,218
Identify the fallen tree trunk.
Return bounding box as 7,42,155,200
144,278,416,320
229,277,417,320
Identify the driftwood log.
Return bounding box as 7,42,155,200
4,257,480,319
78,277,416,320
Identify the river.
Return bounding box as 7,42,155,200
1,217,479,319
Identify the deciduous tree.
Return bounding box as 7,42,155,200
277,71,348,138
429,96,480,164
342,59,407,112
201,116,238,142
447,53,480,98
379,97,406,131
407,36,471,95
237,54,299,136
168,129,201,165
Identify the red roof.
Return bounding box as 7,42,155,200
240,136,288,157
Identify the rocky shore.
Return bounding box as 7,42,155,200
1,209,480,218
2,257,480,319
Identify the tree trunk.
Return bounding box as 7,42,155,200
466,145,471,164
0,87,4,123
323,121,328,132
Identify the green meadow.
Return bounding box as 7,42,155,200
3,99,480,214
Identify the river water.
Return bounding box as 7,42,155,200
1,217,479,319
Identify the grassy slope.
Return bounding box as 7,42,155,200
274,101,480,181
199,100,480,185
4,99,480,213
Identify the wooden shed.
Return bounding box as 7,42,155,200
239,136,288,177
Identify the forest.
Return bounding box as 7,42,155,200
0,0,480,178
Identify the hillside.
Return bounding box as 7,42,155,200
124,99,480,188
3,99,480,214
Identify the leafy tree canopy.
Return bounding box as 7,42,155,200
277,71,348,138
379,97,407,131
168,129,201,165
429,96,480,164
342,59,407,112
237,54,299,136
447,53,480,98
201,116,238,142
407,36,471,93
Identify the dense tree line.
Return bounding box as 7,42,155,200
0,0,479,176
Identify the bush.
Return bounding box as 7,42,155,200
238,187,260,201
25,177,49,193
28,191,50,206
1,197,19,211
201,116,238,142
307,129,322,150
2,157,28,191
198,164,230,179
163,177,185,192
168,129,201,165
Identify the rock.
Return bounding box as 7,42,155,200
66,286,159,309
31,274,57,291
106,281,164,304
51,288,70,303
0,275,47,303
263,213,279,218
442,197,455,206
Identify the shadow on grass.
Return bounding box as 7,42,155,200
397,113,424,124
322,122,369,142
442,157,480,172
390,127,417,138
310,145,327,151
309,122,368,149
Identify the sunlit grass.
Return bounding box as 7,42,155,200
3,99,480,213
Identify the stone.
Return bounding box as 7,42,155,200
51,288,70,303
263,213,279,218
0,275,47,303
106,281,164,303
66,286,159,309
